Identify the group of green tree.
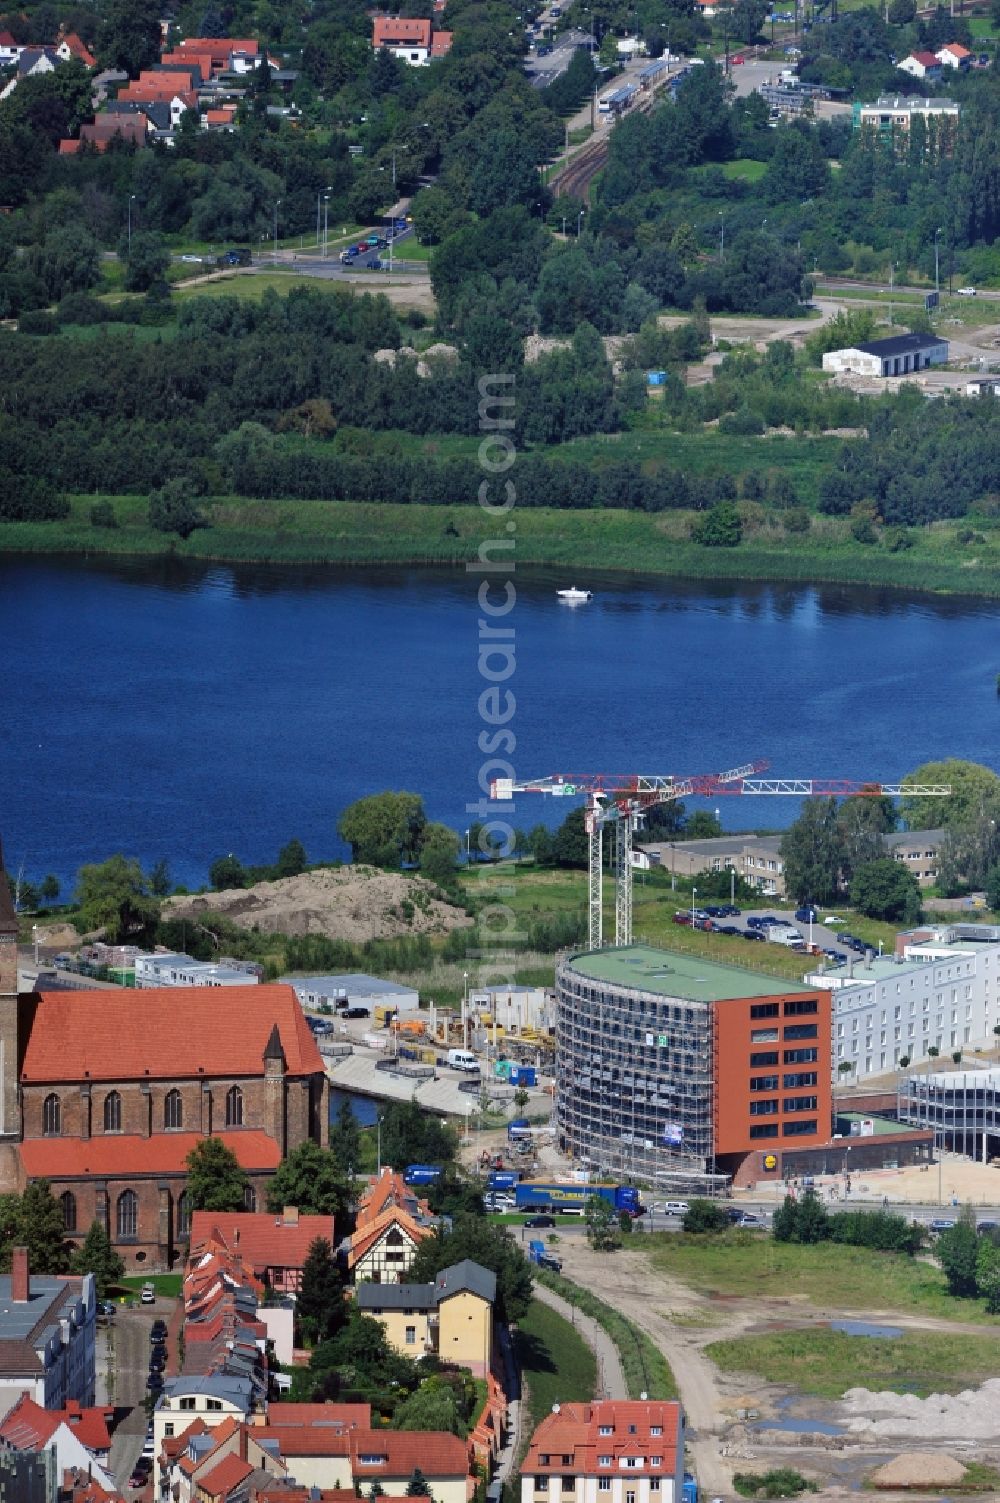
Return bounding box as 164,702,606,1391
778,760,1000,908
0,1179,124,1298
771,1188,924,1253
937,1205,1000,1312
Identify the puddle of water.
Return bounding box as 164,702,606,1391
756,1416,844,1436
830,1319,903,1339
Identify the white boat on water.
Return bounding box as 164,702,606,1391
557,587,593,603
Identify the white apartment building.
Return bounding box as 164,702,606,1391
807,928,1000,1082
134,952,260,988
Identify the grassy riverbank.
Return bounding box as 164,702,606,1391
5,494,1000,597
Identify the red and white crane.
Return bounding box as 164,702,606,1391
490,766,952,950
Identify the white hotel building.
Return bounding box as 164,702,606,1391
806,925,1000,1082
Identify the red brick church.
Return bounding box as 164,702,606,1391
0,846,328,1270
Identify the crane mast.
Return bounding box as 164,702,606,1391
490,768,952,950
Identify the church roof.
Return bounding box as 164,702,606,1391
22,984,323,1083
263,1023,286,1065
21,1131,281,1180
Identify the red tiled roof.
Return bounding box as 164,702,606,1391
189,1211,334,1274
23,984,323,1082
20,1131,281,1180
63,1401,113,1453
430,31,452,55
184,36,259,51
939,41,970,54
0,1394,60,1449
908,50,940,65
349,1430,468,1476
523,1401,682,1476
62,32,97,64
255,1425,352,1459
58,138,83,153
373,17,431,46
255,1403,371,1429
346,1206,426,1268
0,30,17,44
62,1471,122,1503
199,1453,255,1497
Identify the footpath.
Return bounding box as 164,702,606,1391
532,1282,627,1400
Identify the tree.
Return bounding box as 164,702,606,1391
393,1380,462,1435
406,1470,433,1497
265,1141,353,1223
17,1181,70,1274
900,760,1000,832
276,838,308,878
976,1237,1000,1313
149,860,172,898
585,1195,622,1252
682,1199,727,1233
987,863,1000,914
772,1189,829,1245
937,1206,979,1297
338,792,427,867
119,230,169,293
39,875,60,904
836,797,895,884
552,806,589,868
732,0,769,41
26,228,99,301
685,811,723,840
379,1101,456,1172
186,1137,249,1212
71,1220,125,1300
419,824,460,889
691,502,742,547
850,858,922,923
297,1234,345,1343
209,854,246,890
97,0,161,74
329,1099,361,1174
149,479,204,541
779,799,842,905
75,855,159,942
407,1215,532,1322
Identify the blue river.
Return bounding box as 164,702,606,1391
1,556,997,890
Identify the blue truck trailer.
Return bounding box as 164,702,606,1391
404,1164,442,1186
487,1171,520,1191
514,1181,642,1215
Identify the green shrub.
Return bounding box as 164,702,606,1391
90,500,118,529
733,1469,817,1498
691,501,743,547
18,310,59,336
682,1198,728,1233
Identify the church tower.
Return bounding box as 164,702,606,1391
0,841,21,1142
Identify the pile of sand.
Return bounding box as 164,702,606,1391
843,1380,1000,1443
164,866,472,944
869,1452,968,1488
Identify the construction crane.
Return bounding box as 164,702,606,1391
489,768,952,950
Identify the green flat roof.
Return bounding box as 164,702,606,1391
563,945,800,1003
837,1112,907,1137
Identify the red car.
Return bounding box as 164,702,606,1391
731,52,745,63
672,912,692,926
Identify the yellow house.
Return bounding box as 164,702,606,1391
356,1258,496,1377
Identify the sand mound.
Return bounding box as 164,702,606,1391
870,1452,968,1488
165,867,472,944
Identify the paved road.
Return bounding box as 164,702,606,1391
107,1297,172,1496
532,1281,628,1399
526,28,591,88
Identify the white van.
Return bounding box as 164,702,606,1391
769,929,804,949
447,1048,480,1072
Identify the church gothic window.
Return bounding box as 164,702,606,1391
103,1091,122,1133
43,1093,60,1135
60,1191,77,1233
117,1188,138,1240
226,1085,243,1127
165,1089,183,1130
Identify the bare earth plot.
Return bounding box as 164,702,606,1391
553,1238,1000,1500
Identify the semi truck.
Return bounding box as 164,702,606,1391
404,1164,443,1186
514,1181,643,1215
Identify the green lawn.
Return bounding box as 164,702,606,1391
646,1238,1000,1323
534,1269,678,1399
706,1326,1000,1399
120,1272,183,1298
693,159,766,182
515,1297,597,1431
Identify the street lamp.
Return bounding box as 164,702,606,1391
934,226,942,296
691,886,697,929
577,207,586,236
273,199,281,260
323,192,331,259
718,211,725,262
127,193,137,253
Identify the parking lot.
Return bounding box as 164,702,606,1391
671,902,878,968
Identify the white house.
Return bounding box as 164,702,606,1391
898,50,943,80
522,1401,685,1503
936,42,971,68
822,331,948,378
153,1375,254,1455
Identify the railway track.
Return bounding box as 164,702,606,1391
550,86,663,199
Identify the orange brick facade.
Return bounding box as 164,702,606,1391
713,988,832,1176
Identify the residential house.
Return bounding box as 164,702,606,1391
0,1394,114,1489
203,105,238,130
79,115,150,149
935,42,971,68
153,1376,256,1458
344,1171,436,1284
356,1258,496,1377
521,1400,685,1503
248,1421,468,1500
56,33,97,66
372,17,432,63
898,50,943,80
14,985,327,1268
188,1208,335,1295
160,1415,285,1503
0,47,58,99
0,1251,96,1423
0,31,21,65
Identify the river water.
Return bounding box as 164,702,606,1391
1,556,997,889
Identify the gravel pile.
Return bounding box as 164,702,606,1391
843,1380,1000,1442
870,1452,967,1488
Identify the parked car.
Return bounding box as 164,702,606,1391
672,912,692,926
977,1220,999,1235
140,1283,156,1304
150,1320,167,1341
129,1461,151,1488
718,925,740,936
365,258,382,270
654,1200,690,1216
795,906,819,923
524,1214,556,1227
957,286,977,296
731,51,745,62
343,1006,369,1018
146,1372,164,1390
538,1253,563,1271
735,1212,762,1226
744,929,766,942
718,905,741,917
929,1218,956,1233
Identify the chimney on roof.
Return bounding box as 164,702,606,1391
283,1206,299,1226
12,1246,29,1303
